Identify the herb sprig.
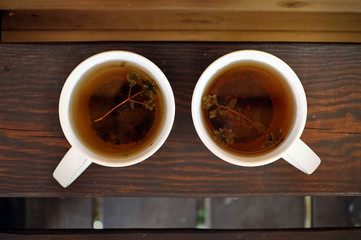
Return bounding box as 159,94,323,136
94,71,157,122
202,93,283,148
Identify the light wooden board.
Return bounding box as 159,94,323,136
1,0,361,42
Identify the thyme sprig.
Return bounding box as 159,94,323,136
203,94,262,131
202,93,282,148
94,72,157,122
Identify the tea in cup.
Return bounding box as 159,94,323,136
54,51,175,187
192,50,320,174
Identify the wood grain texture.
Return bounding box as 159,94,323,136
0,42,360,197
1,228,361,240
1,0,361,42
2,0,360,11
3,30,361,43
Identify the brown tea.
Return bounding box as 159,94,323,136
202,62,295,156
70,63,164,158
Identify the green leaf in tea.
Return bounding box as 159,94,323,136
209,109,218,119
94,71,157,122
127,72,140,88
202,94,219,110
264,128,283,148
254,121,266,133
141,78,157,99
202,93,261,132
144,98,155,111
202,93,285,149
214,127,236,145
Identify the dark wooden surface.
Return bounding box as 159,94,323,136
2,228,361,240
0,42,360,197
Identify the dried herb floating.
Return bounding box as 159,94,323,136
94,71,157,122
202,93,283,149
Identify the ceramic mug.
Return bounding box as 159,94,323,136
54,51,175,187
191,50,320,174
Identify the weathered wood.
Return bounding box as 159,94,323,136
1,0,361,42
2,0,361,10
0,42,360,197
3,30,361,43
1,228,361,240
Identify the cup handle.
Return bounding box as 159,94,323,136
282,139,321,174
53,147,92,188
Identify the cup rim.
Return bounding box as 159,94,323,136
59,50,175,167
191,49,307,167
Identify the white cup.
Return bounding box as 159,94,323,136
54,51,175,187
191,50,320,174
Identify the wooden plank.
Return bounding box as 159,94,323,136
1,0,360,12
2,10,360,32
1,228,361,240
1,0,361,42
2,30,361,43
0,42,360,197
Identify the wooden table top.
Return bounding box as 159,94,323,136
0,42,360,197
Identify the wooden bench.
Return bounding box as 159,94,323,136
1,1,361,238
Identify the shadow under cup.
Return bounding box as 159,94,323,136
192,50,307,167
